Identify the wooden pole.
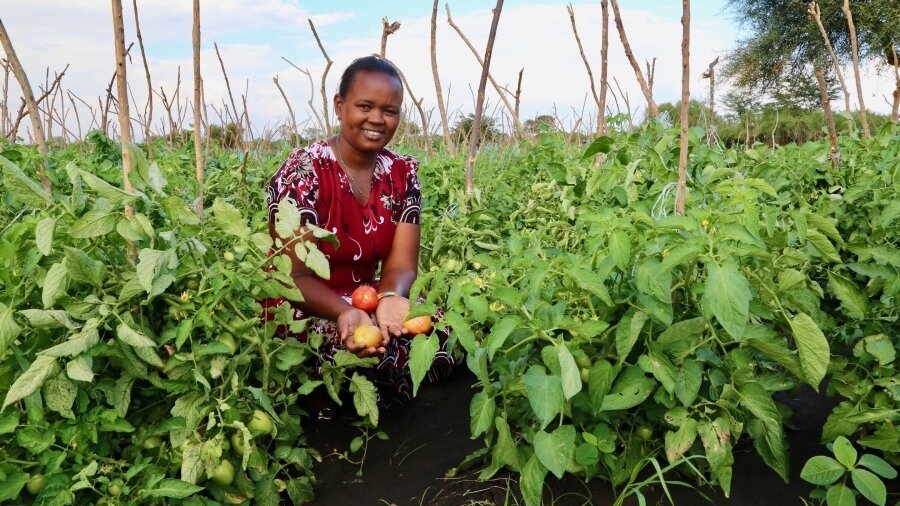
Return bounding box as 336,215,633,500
132,0,154,159
192,0,205,217
0,19,51,190
609,0,659,118
807,2,851,112
431,0,454,155
841,0,870,139
675,0,690,215
465,0,504,197
599,0,609,134
815,66,840,170
308,19,333,135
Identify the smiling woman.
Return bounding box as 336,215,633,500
262,55,456,405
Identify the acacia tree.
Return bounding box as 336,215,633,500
724,0,897,114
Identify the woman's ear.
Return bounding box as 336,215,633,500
333,94,343,120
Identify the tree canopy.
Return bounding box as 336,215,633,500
724,0,898,94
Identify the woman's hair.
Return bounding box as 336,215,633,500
338,55,402,98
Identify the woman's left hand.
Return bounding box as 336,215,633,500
375,295,410,340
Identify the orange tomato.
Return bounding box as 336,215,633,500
403,315,433,335
351,285,379,312
352,325,382,348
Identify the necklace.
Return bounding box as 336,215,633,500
334,137,374,201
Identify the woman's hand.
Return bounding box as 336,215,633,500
375,295,410,340
337,308,385,357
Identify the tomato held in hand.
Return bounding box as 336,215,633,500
403,315,433,335
352,325,382,348
351,285,378,312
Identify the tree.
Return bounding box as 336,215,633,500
524,114,558,135
452,114,501,146
723,0,898,98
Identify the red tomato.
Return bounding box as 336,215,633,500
351,285,378,312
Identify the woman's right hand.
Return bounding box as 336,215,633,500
337,308,385,357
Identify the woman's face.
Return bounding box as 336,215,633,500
334,70,403,156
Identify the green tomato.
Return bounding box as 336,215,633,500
186,277,200,290
223,251,236,262
636,425,654,441
142,435,163,449
108,480,123,497
248,409,274,437
580,367,590,384
210,459,235,486
230,433,248,456
26,474,46,495
217,332,238,355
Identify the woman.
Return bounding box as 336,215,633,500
263,56,455,403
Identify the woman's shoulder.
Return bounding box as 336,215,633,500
378,146,418,172
272,140,335,180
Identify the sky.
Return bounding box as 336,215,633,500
0,0,895,141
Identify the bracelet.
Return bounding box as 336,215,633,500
377,291,398,300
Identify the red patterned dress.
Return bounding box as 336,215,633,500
263,140,455,401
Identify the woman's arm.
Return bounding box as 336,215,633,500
374,222,420,338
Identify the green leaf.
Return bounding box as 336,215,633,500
35,217,57,255
567,267,613,306
698,417,734,497
43,374,77,419
64,247,103,287
17,309,74,330
0,155,53,206
39,319,100,358
600,366,655,411
659,242,702,272
66,354,95,382
42,261,69,308
2,355,57,410
493,416,521,471
588,359,616,414
861,335,895,366
180,443,203,485
789,313,830,388
557,342,583,399
78,168,137,205
136,249,165,293
211,198,252,237
850,468,886,506
408,334,439,397
69,209,119,238
519,454,548,506
635,259,672,302
857,454,897,480
0,302,22,356
117,322,156,347
170,392,209,448
665,418,698,463
638,351,676,394
112,374,135,417
702,261,751,340
523,366,564,430
740,382,789,481
833,436,858,469
800,456,846,485
827,272,868,320
582,135,615,158
674,359,703,406
806,229,841,263
0,468,29,502
139,479,204,499
609,230,631,271
350,372,379,426
615,311,649,363
485,316,521,360
745,325,805,381
825,483,857,506
304,245,330,279
0,412,19,434
534,425,576,479
274,199,303,239
858,426,899,453
469,391,495,438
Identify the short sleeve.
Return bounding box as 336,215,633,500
267,148,320,226
398,157,421,225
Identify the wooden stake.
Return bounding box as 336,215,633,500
599,0,609,135
465,0,504,197
111,0,136,263
675,0,690,216
192,0,205,217
815,66,840,170
272,75,297,142
308,19,333,135
0,19,52,190
841,0,870,139
132,0,154,159
567,4,600,110
431,0,454,155
609,0,659,118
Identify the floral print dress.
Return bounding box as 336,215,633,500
263,140,455,401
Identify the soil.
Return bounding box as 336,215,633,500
305,369,833,505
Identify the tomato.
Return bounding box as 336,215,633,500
108,480,124,497
26,474,46,495
186,277,200,290
223,251,236,262
352,325,382,348
210,459,235,486
351,285,378,312
575,354,592,369
248,410,274,437
403,315,433,335
231,433,248,456
636,425,654,441
580,367,590,384
217,332,238,355
142,435,163,449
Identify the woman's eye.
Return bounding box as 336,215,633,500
359,105,371,111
